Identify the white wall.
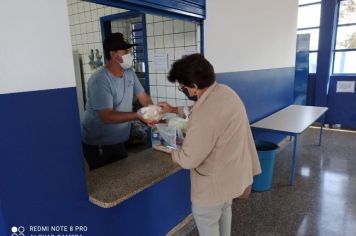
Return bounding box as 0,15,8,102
0,0,76,94
205,0,298,73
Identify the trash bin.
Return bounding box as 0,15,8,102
252,140,279,191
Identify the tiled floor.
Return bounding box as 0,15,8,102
186,127,356,236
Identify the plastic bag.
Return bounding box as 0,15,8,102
138,105,163,121
155,122,185,147
168,117,188,135
156,124,177,148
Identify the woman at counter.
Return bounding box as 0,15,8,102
159,54,261,236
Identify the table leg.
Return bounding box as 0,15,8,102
319,115,325,146
290,135,298,186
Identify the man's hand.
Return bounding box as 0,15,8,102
158,102,177,113
137,113,158,127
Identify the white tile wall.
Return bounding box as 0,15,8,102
147,23,154,36
157,86,167,97
146,15,200,106
156,74,166,86
154,35,164,49
173,20,184,33
154,22,164,35
67,0,200,107
164,21,174,35
149,74,156,85
164,34,174,48
153,15,163,22
166,86,176,99
174,33,185,47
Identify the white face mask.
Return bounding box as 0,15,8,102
119,53,133,69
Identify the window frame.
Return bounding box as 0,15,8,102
332,0,356,75
297,1,322,74
331,0,356,76
130,22,145,64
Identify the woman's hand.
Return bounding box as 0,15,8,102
158,102,177,113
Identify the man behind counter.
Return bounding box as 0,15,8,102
81,33,155,170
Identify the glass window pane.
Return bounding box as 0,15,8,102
338,0,356,25
299,0,321,5
297,29,320,51
298,4,321,29
309,52,317,73
335,25,356,49
333,51,356,73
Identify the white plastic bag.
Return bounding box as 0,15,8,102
156,124,177,148
138,105,163,121
168,117,188,135
155,120,186,148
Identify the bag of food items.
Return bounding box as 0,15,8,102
153,116,188,149
137,105,164,121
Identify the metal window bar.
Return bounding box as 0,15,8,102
130,23,144,61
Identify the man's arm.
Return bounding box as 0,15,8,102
98,108,153,125
98,109,139,124
136,91,153,107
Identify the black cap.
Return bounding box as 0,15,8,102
103,33,136,52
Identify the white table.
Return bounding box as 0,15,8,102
251,105,328,185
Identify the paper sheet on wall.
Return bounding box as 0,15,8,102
153,54,169,71
336,81,355,93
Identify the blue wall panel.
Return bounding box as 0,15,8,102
216,67,295,144
315,0,338,107
326,76,356,128
216,67,295,123
294,34,310,105
0,200,6,236
0,88,191,235
309,0,356,128
0,88,88,204
107,169,191,235
2,170,190,236
307,74,317,106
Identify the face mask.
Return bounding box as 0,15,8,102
118,53,133,69
182,87,198,101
